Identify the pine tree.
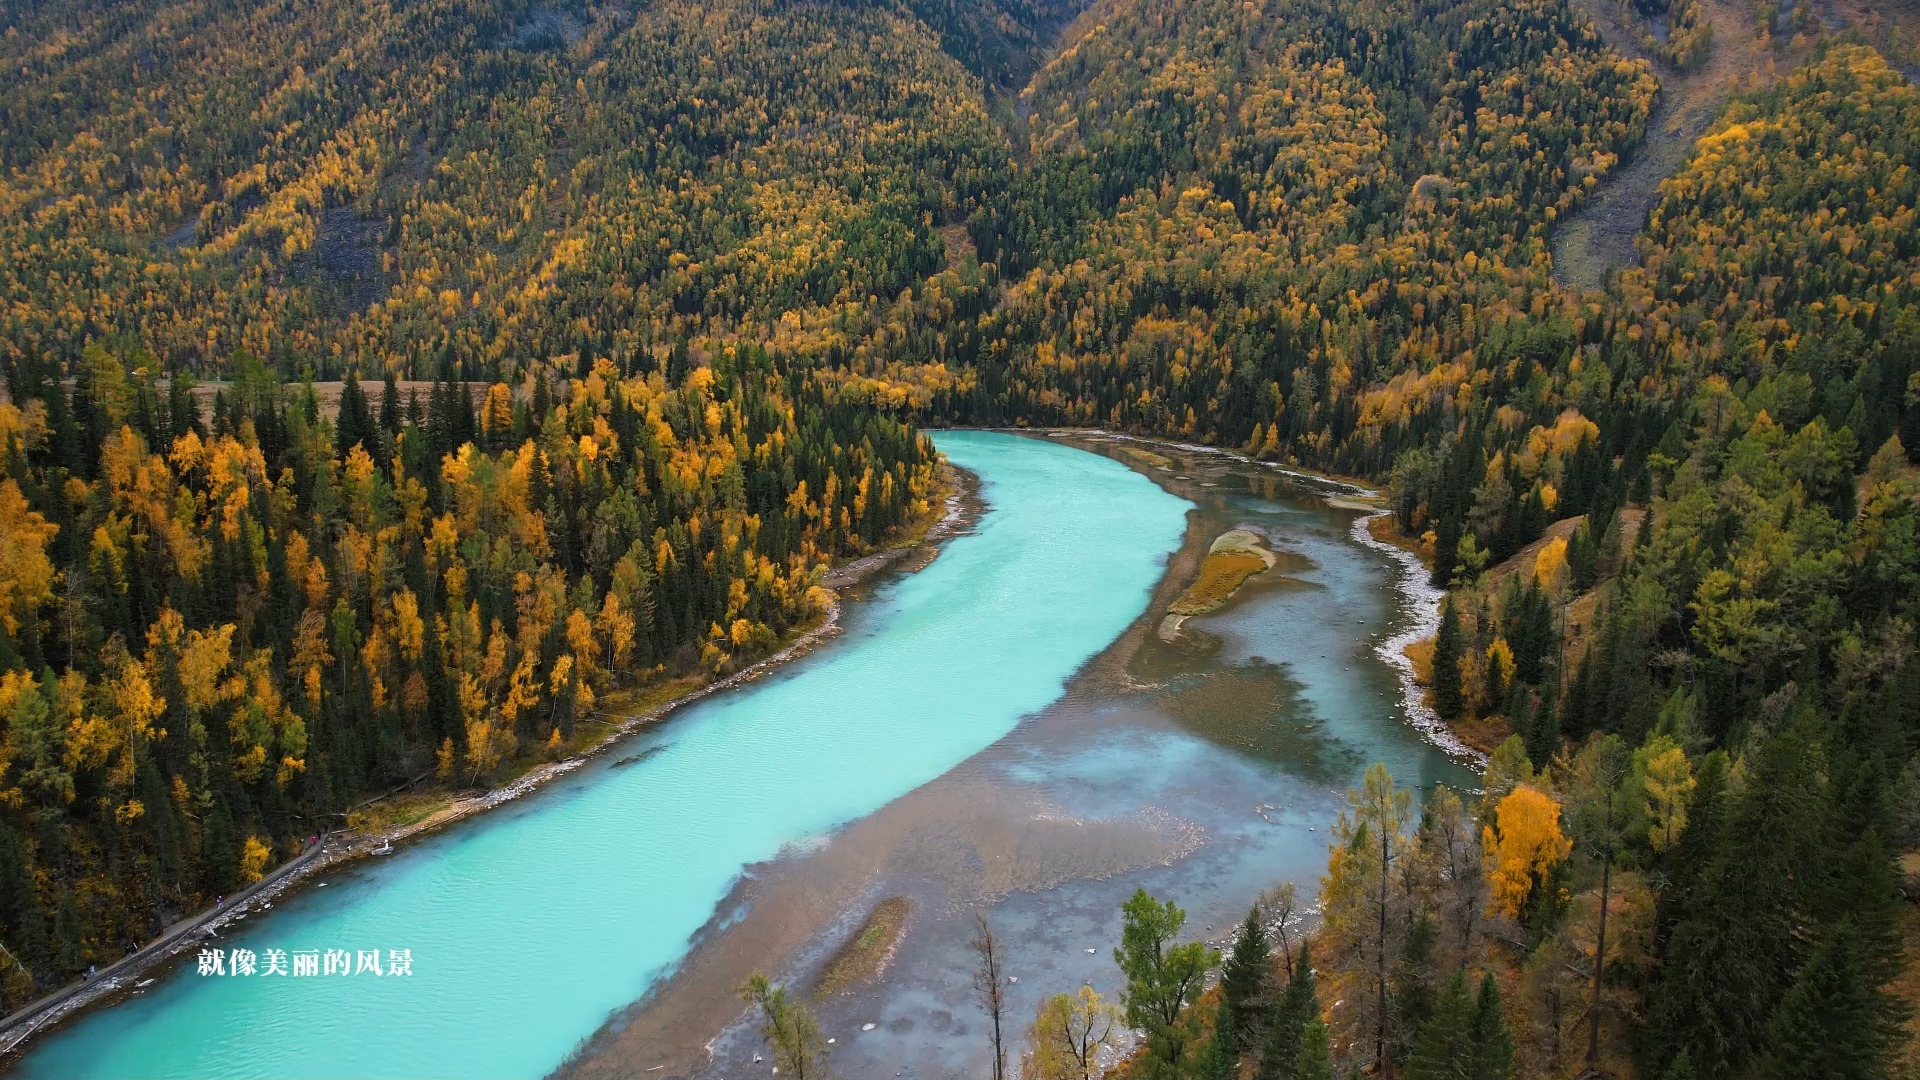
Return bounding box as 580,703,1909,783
202,800,239,892
1467,972,1513,1080
336,369,374,456
1391,912,1440,1062
1568,520,1598,590
1204,997,1239,1080
1221,906,1273,1054
1405,971,1475,1080
1433,595,1465,720
380,372,401,435
1293,1018,1334,1080
1755,920,1878,1080
1259,940,1318,1080
1509,582,1556,686
1643,727,1823,1076
1525,687,1559,769
1845,831,1916,1061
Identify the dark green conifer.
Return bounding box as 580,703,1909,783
1220,906,1272,1054
1405,971,1474,1080
1525,687,1560,770
1756,920,1877,1080
1293,1018,1334,1080
1467,972,1513,1080
1433,595,1465,720
1643,727,1824,1077
1259,940,1318,1080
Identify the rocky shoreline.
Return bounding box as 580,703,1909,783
1346,509,1487,766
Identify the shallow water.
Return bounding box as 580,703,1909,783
9,431,1191,1080
560,434,1479,1080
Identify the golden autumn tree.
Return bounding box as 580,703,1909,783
1533,536,1571,596
1483,784,1573,922
0,479,59,640
1020,985,1120,1080
1638,736,1694,855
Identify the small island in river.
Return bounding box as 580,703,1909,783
1160,527,1311,643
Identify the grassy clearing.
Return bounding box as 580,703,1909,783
1367,513,1431,561
814,895,912,997
1169,550,1271,615
346,790,449,833
1119,445,1173,469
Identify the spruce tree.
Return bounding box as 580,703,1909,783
1823,830,1911,1058
335,369,374,456
1220,906,1273,1054
1525,688,1560,776
1568,520,1599,590
1405,971,1474,1080
1391,912,1440,1063
1293,1019,1334,1080
1204,997,1239,1080
1511,582,1555,686
1467,972,1513,1080
1643,727,1823,1076
1755,920,1877,1080
380,372,401,435
1259,940,1318,1080
1433,595,1465,720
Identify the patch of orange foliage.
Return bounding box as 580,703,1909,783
1170,551,1271,615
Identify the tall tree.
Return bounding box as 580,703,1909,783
1321,763,1417,1076
1220,906,1273,1054
1566,734,1631,1070
1291,1018,1334,1080
1115,889,1220,1074
1405,970,1476,1080
1260,939,1320,1080
971,913,1009,1080
1467,972,1515,1080
1643,724,1826,1076
1432,595,1465,721
1754,920,1882,1080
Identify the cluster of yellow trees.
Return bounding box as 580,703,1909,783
1309,740,1693,1076
0,343,937,1002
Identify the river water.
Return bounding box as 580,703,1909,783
11,432,1189,1079
553,432,1477,1079
11,430,1475,1080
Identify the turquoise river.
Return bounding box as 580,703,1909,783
11,431,1195,1080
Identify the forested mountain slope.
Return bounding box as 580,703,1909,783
0,0,987,1006
1,0,1917,1074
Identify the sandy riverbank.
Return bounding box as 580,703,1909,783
0,464,981,1064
